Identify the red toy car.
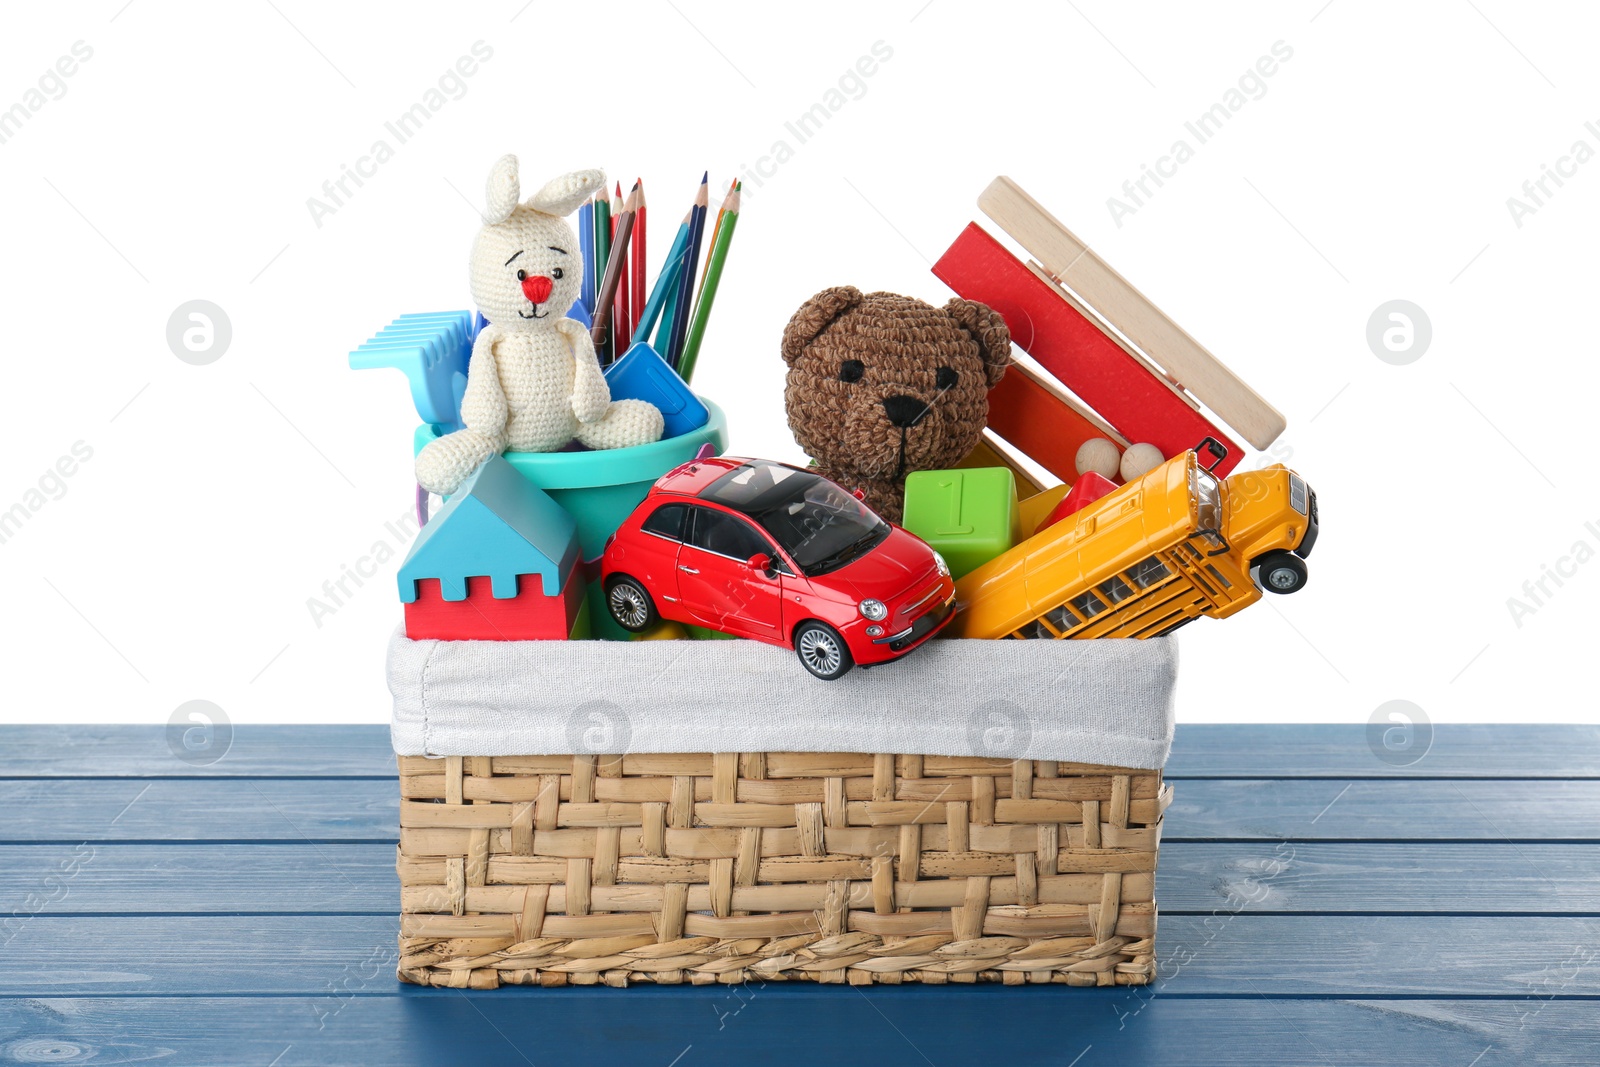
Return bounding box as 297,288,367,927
600,457,957,680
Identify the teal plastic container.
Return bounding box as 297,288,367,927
412,400,727,561
413,401,728,642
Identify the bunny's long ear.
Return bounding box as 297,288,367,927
527,169,606,218
484,154,521,224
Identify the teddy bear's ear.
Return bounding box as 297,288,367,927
484,155,521,225
527,169,607,218
943,298,1012,387
781,286,864,365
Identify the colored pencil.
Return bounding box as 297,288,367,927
578,195,595,315
611,184,625,359
677,183,739,384
590,185,638,359
631,179,647,337
616,183,635,352
593,191,611,346
638,210,689,342
697,177,737,304
665,173,709,368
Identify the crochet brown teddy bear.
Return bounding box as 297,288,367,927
781,286,1011,523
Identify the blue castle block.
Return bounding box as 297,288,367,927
397,455,580,603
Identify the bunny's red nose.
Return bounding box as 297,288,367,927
520,275,554,305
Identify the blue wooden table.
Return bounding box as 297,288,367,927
3,724,1597,1066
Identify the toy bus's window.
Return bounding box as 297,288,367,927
1016,620,1055,639
688,506,776,562
1044,604,1080,632
1098,576,1135,605
1200,530,1227,551
1128,557,1171,589
1069,591,1107,619
1205,564,1232,590
642,503,688,541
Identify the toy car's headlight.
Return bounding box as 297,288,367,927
859,598,888,621
933,552,950,577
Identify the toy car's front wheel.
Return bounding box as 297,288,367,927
605,575,659,632
794,621,854,681
1254,551,1308,594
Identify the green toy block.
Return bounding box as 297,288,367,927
902,467,1022,580
569,597,592,640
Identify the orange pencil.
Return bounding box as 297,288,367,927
696,178,738,304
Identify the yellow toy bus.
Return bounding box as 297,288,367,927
950,451,1318,640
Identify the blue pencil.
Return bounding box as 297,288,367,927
665,174,709,368
578,195,595,315
636,212,690,342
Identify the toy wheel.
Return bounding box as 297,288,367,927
605,576,658,632
1255,551,1308,594
794,621,853,681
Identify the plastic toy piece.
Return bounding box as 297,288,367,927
350,311,474,429
975,176,1287,450
985,360,1128,487
901,467,1021,581
1017,483,1070,537
603,341,710,439
398,456,584,641
633,619,689,641
951,451,1319,641
410,398,728,565
955,431,1046,497
353,309,591,430
933,223,1245,476
406,570,585,641
1038,472,1119,530
600,456,956,680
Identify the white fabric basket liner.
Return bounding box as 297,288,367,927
388,628,1177,769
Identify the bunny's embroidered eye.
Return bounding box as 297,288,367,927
839,360,864,383
516,269,527,281
936,366,958,390
552,268,564,280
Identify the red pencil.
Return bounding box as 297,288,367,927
611,183,629,354
631,179,647,339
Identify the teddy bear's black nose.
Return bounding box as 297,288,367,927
882,394,929,429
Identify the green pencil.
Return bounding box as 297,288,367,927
593,193,611,302
676,184,739,384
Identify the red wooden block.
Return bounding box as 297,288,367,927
1039,472,1119,531
404,569,584,641
934,223,1243,476
986,361,1122,487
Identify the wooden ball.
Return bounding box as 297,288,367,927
1075,438,1121,479
1120,442,1165,481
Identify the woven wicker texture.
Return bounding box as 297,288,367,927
396,751,1170,988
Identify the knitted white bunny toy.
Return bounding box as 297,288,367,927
414,157,664,496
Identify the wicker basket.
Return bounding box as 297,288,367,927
396,750,1170,987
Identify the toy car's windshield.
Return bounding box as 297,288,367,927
702,462,889,576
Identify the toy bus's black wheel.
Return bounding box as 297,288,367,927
794,621,853,681
1255,551,1308,594
605,576,658,632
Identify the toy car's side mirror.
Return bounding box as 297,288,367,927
852,488,866,501
747,552,774,574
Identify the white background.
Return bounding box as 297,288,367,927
1,0,1595,726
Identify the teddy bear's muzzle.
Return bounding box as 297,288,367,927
882,394,932,429
842,390,948,479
